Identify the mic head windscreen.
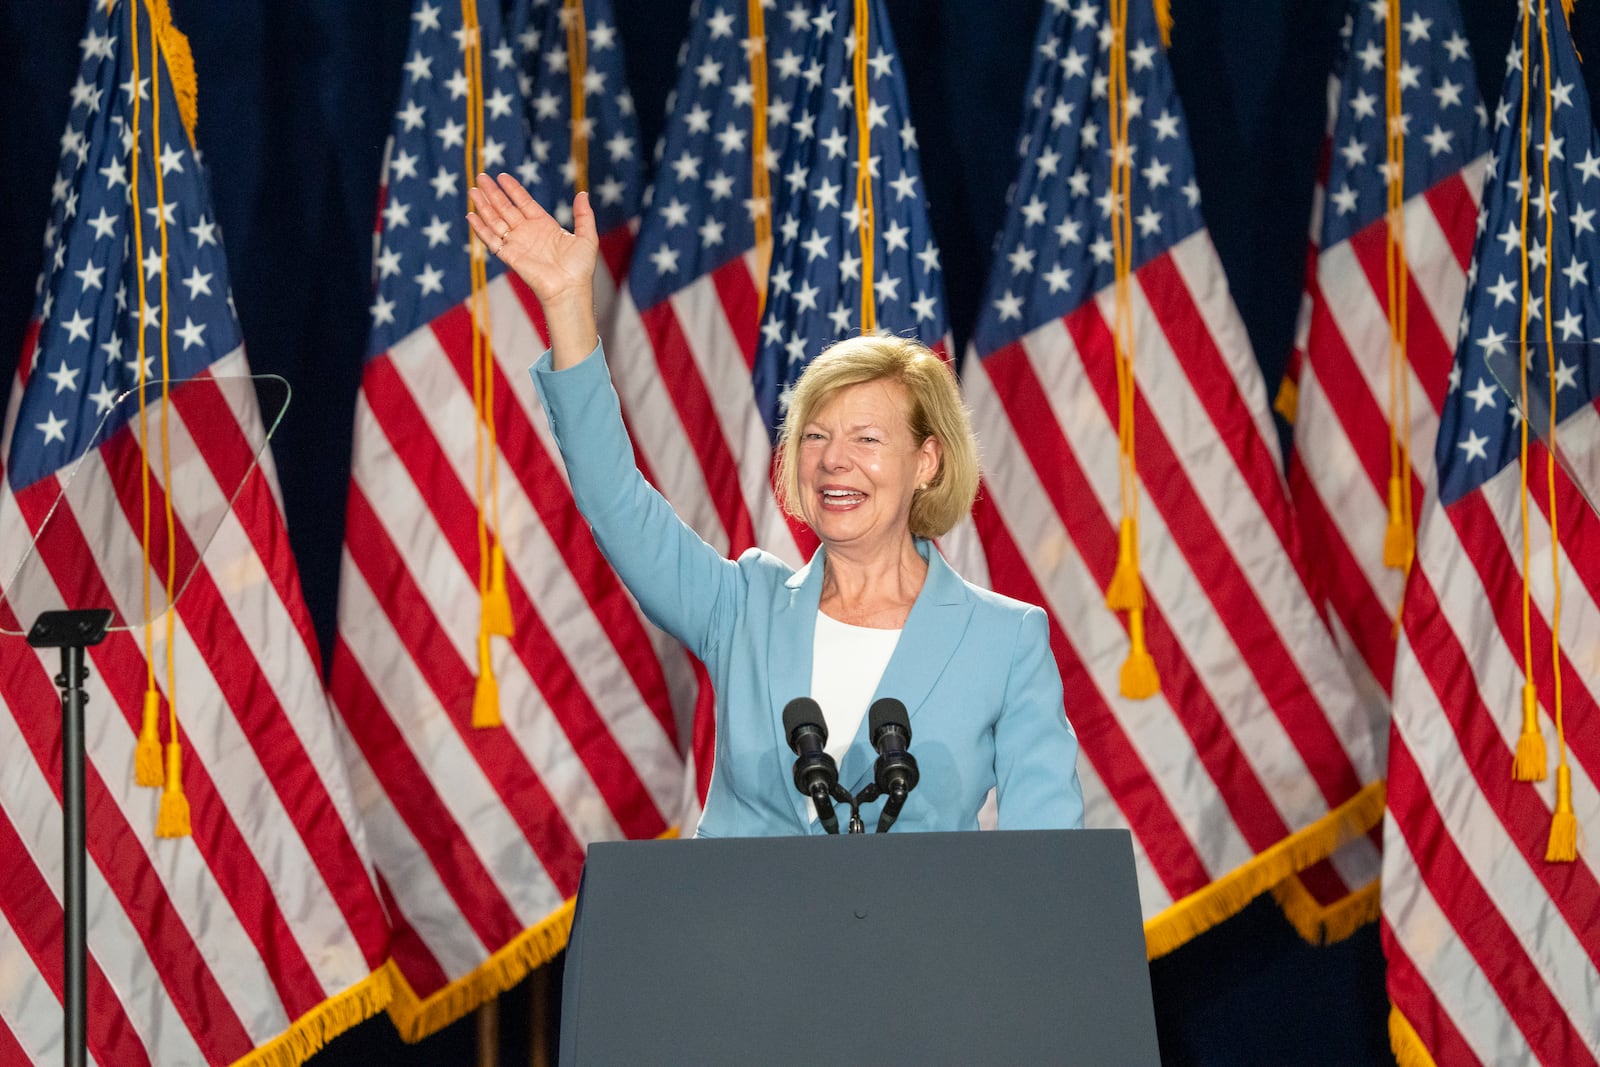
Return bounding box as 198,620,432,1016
868,697,911,744
782,697,827,745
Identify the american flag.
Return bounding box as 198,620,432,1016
1382,1,1600,1061
1278,0,1489,937
1283,0,1487,729
608,0,947,812
956,0,1383,955
330,0,680,1039
0,0,391,1063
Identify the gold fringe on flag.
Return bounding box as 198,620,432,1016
1271,872,1381,947
1153,0,1172,47
232,965,395,1067
1143,781,1385,958
1388,1004,1439,1067
141,0,197,144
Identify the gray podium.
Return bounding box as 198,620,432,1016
560,829,1159,1065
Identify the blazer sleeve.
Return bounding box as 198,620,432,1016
993,605,1086,830
529,342,740,662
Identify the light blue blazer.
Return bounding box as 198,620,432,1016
531,344,1085,838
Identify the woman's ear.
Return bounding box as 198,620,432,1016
918,436,943,487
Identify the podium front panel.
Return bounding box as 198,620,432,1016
561,828,1158,1065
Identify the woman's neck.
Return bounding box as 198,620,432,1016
818,537,929,629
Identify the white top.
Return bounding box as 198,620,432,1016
806,612,902,822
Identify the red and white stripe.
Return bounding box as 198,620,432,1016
1287,160,1486,707
330,248,688,1011
1384,451,1600,1065
0,349,390,1065
963,230,1383,928
1281,157,1487,920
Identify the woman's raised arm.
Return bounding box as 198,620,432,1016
466,172,598,369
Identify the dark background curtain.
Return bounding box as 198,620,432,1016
2,0,1592,1062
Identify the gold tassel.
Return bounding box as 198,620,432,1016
1105,517,1143,611
473,630,502,728
1119,606,1160,699
155,742,191,838
1546,764,1578,862
1273,377,1299,424
1382,475,1413,569
483,544,514,637
135,688,164,787
1513,682,1547,781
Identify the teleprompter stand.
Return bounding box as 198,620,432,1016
25,610,112,1067
0,376,288,1067
560,829,1159,1065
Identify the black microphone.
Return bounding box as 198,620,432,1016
782,697,840,834
868,698,919,833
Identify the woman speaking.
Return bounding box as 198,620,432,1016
467,174,1084,838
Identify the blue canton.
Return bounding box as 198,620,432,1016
1437,4,1600,504
368,0,525,354
9,0,241,492
507,0,642,235
626,1,810,314
1319,0,1487,249
753,0,947,435
970,0,1204,360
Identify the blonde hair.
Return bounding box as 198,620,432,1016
774,334,979,539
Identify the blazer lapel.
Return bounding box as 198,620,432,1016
839,541,974,793
767,547,826,830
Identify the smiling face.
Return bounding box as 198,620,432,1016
795,377,941,559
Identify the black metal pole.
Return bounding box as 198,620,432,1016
28,609,110,1067
57,643,87,1067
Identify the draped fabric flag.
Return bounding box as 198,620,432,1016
956,0,1383,956
1282,0,1487,740
609,0,947,814
1277,0,1489,938
330,0,679,1039
1382,2,1600,1062
0,1,392,1063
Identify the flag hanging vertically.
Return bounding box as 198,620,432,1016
958,0,1383,955
608,0,948,815
0,1,391,1063
330,0,679,1040
1282,0,1488,721
1383,1,1600,1061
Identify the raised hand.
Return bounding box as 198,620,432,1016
466,173,598,367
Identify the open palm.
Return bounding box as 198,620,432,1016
466,172,597,307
